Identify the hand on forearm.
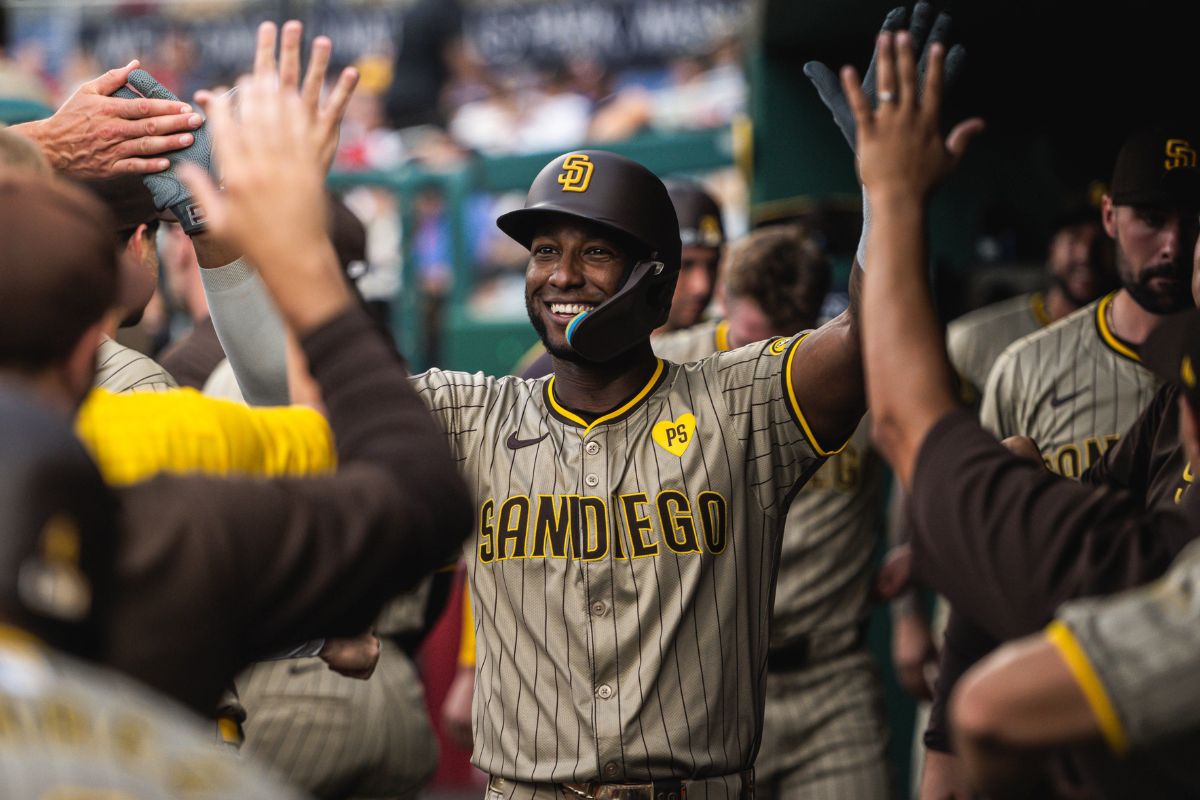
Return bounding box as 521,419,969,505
16,60,202,179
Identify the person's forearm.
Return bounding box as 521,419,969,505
863,192,957,486
198,257,289,405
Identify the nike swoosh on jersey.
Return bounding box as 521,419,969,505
506,431,550,450
1049,387,1090,408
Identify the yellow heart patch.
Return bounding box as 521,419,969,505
652,413,696,457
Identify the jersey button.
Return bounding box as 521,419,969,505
585,441,600,455
591,601,607,617
596,684,613,700
585,473,599,487
603,762,619,778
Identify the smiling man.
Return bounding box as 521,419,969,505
408,149,865,799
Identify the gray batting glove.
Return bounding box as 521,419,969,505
803,2,967,152
114,69,216,234
803,3,966,269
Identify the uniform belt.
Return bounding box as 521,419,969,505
488,770,754,800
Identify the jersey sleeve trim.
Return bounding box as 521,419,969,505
1044,620,1129,756
545,358,667,433
783,333,850,457
1095,292,1142,364
714,320,731,352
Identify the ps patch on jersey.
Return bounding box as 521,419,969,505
652,413,695,456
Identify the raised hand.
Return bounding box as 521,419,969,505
178,69,351,334
196,20,359,176
841,32,984,201
12,60,203,179
114,69,215,233
804,2,966,153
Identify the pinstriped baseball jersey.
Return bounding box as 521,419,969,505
0,634,299,799
94,335,178,394
652,319,731,364
946,292,1048,403
981,292,1162,477
654,321,884,652
412,334,830,787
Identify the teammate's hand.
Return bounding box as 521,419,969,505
177,67,352,334
201,20,358,176
874,544,913,600
803,2,965,153
114,69,215,233
319,631,381,680
841,32,984,201
893,612,938,700
441,665,475,751
11,60,202,179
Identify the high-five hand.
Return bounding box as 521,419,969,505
841,32,984,201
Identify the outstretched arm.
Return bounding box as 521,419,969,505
848,31,984,485
790,2,967,452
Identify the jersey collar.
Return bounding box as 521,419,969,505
545,358,667,434
714,319,731,352
1095,291,1142,363
1030,292,1052,327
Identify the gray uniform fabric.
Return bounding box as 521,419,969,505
655,326,890,799
981,293,1162,475
237,638,436,800
946,292,1046,402
1057,536,1200,752
93,335,177,394
0,637,300,799
415,335,828,794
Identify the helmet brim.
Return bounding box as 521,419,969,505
497,205,657,263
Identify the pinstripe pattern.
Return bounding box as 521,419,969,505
981,294,1162,475
946,292,1046,402
0,637,300,799
412,334,826,789
93,335,178,394
237,638,436,799
655,329,889,797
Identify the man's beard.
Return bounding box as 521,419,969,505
526,291,588,364
1122,258,1194,314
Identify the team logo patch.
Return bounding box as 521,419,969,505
652,413,695,457
1182,355,1196,388
768,338,789,356
18,513,91,623
698,215,722,247
557,154,594,193
1165,138,1197,170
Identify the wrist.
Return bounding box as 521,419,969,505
268,245,354,335
865,185,928,213
10,120,56,170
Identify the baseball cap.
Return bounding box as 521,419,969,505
1142,309,1200,406
0,385,116,658
83,174,158,239
666,179,725,249
1109,125,1200,208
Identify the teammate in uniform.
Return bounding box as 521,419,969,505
848,33,1200,796
656,226,891,798
0,387,299,799
889,210,1115,787
914,125,1200,791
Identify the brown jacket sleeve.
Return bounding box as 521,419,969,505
910,409,1196,642
111,310,472,713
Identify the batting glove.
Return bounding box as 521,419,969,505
114,69,216,234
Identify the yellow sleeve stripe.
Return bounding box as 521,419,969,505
783,334,850,457
714,320,731,352
458,583,476,668
1045,620,1129,756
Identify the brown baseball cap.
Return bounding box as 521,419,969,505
1142,309,1200,406
1110,125,1200,208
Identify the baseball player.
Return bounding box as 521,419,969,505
0,387,300,799
516,177,727,379
952,307,1200,793
920,124,1200,793
211,145,868,798
655,226,891,799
